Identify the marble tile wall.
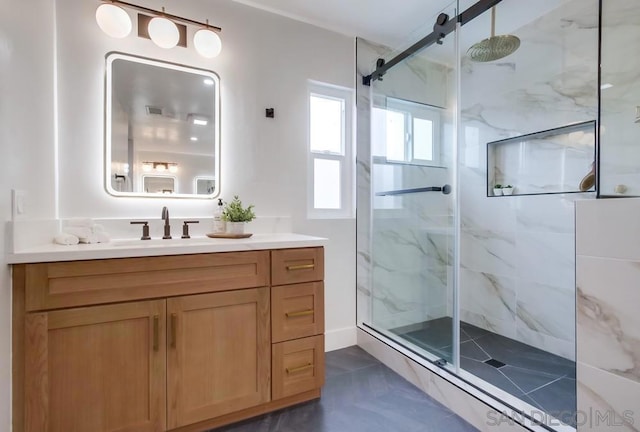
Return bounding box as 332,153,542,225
576,198,640,430
356,37,455,332
458,0,599,360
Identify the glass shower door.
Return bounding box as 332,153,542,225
368,1,458,365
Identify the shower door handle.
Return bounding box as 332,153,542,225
376,184,452,196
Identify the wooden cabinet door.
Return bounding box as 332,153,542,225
25,300,166,432
167,288,270,429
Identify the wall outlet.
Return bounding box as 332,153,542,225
12,189,26,220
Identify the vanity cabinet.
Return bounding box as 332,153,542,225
13,247,325,432
25,300,167,432
167,289,270,429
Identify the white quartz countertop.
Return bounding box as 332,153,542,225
7,233,328,264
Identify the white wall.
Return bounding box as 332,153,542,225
53,0,356,348
1,0,357,428
1,0,58,429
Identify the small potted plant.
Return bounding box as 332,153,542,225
502,185,514,196
493,184,503,196
222,195,256,234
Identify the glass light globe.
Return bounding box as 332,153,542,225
193,28,222,58
148,16,180,49
95,3,132,39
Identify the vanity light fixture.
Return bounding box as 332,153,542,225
142,161,179,173
148,9,180,49
190,137,199,141
95,2,132,38
95,1,223,58
601,83,614,90
194,21,223,58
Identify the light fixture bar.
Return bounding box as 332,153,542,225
104,0,222,32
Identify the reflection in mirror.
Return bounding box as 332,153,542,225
194,177,216,195
143,175,176,194
105,53,220,198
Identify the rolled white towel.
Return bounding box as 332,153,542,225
54,233,80,246
63,227,93,241
92,224,106,233
66,218,95,228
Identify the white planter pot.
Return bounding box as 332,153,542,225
493,188,503,196
502,187,514,196
226,222,246,234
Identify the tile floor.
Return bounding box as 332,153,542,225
210,345,478,432
395,317,577,427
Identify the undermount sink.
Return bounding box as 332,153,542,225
111,237,215,247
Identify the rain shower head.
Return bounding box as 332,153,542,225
467,7,520,62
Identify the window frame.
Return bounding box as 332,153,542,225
373,97,443,167
307,82,354,219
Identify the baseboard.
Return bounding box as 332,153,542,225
325,326,357,351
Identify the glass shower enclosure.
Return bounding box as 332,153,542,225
357,0,599,430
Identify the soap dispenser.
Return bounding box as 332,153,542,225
213,198,226,233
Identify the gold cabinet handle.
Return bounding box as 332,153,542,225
152,315,160,352
170,313,177,348
286,363,313,374
286,309,314,318
286,264,315,271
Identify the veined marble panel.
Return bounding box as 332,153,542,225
577,256,640,385
515,194,586,235
516,280,575,346
460,228,516,278
460,269,516,323
577,362,640,431
576,198,640,261
461,309,516,340
515,230,575,290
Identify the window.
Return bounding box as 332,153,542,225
372,97,442,166
308,82,354,218
371,98,442,210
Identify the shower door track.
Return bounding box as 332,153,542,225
362,0,504,86
360,323,571,432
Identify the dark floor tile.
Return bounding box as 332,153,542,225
474,333,575,378
499,365,561,394
325,345,380,378
460,321,491,341
211,346,480,432
395,317,456,349
527,378,577,427
461,357,525,396
460,340,491,362
423,413,480,432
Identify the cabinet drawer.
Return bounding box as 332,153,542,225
272,335,324,400
271,248,324,286
272,282,324,343
23,251,269,311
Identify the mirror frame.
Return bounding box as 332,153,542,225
104,52,221,199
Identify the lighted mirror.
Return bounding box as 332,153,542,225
143,175,176,194
105,52,220,198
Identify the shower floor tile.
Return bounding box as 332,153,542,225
390,318,577,428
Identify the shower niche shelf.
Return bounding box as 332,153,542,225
486,121,596,197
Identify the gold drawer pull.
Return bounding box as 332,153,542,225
286,363,313,374
286,309,314,318
287,264,315,271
